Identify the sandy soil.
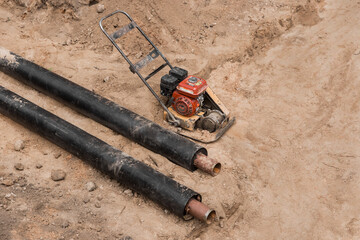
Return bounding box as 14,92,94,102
1,0,360,239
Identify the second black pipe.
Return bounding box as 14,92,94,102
0,85,216,222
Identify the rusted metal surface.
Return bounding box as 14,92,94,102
194,153,221,176
186,198,216,224
132,49,159,72
111,21,136,40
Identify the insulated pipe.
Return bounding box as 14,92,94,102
0,48,220,176
0,85,215,223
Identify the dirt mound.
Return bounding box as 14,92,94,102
2,0,359,239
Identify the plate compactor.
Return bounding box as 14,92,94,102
100,11,235,143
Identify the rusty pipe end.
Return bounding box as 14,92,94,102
194,153,221,176
186,198,216,224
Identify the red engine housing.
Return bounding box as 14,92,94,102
172,76,208,117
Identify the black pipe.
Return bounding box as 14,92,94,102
0,85,215,221
0,49,219,174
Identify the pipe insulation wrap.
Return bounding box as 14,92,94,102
0,49,206,171
0,85,200,217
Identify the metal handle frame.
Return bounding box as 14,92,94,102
99,10,179,125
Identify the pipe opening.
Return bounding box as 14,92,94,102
205,210,216,224
213,163,221,175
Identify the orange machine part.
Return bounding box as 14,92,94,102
176,76,208,98
172,76,208,117
172,90,200,117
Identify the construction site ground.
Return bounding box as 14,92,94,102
1,0,360,239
